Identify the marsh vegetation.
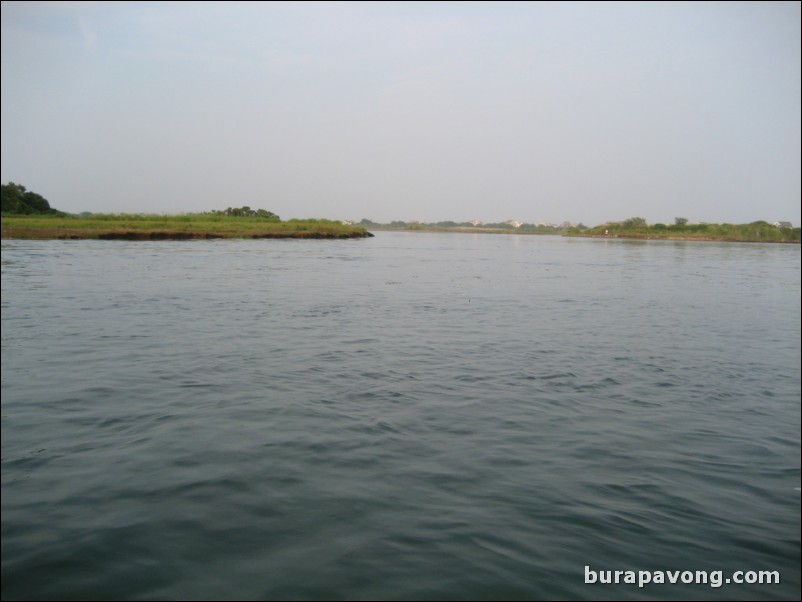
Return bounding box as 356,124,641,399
0,214,373,240
566,217,800,243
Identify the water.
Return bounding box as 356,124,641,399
2,232,800,601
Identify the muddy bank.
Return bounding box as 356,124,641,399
73,231,373,240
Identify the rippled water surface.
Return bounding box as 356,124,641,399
2,233,800,600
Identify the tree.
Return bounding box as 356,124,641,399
210,206,279,219
254,209,279,219
1,182,60,214
674,217,688,227
623,216,647,228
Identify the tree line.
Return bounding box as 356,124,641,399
206,206,280,219
1,184,282,221
1,182,61,215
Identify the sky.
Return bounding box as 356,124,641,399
1,1,800,226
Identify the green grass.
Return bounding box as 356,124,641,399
0,213,373,240
565,221,800,243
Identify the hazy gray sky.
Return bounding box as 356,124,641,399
2,1,800,225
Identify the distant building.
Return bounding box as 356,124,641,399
469,220,483,227
506,220,523,228
773,221,793,229
341,220,354,225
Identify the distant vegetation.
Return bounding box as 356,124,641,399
1,182,62,215
207,206,280,219
350,216,798,243
2,184,795,243
356,219,584,234
566,217,800,243
1,214,372,239
1,188,371,239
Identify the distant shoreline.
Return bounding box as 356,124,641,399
363,224,800,244
1,229,374,240
564,233,800,244
2,215,798,243
0,215,374,240
563,220,799,244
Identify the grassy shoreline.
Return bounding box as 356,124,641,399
565,222,800,243
565,234,801,244
344,221,800,243
0,214,374,240
2,214,798,243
